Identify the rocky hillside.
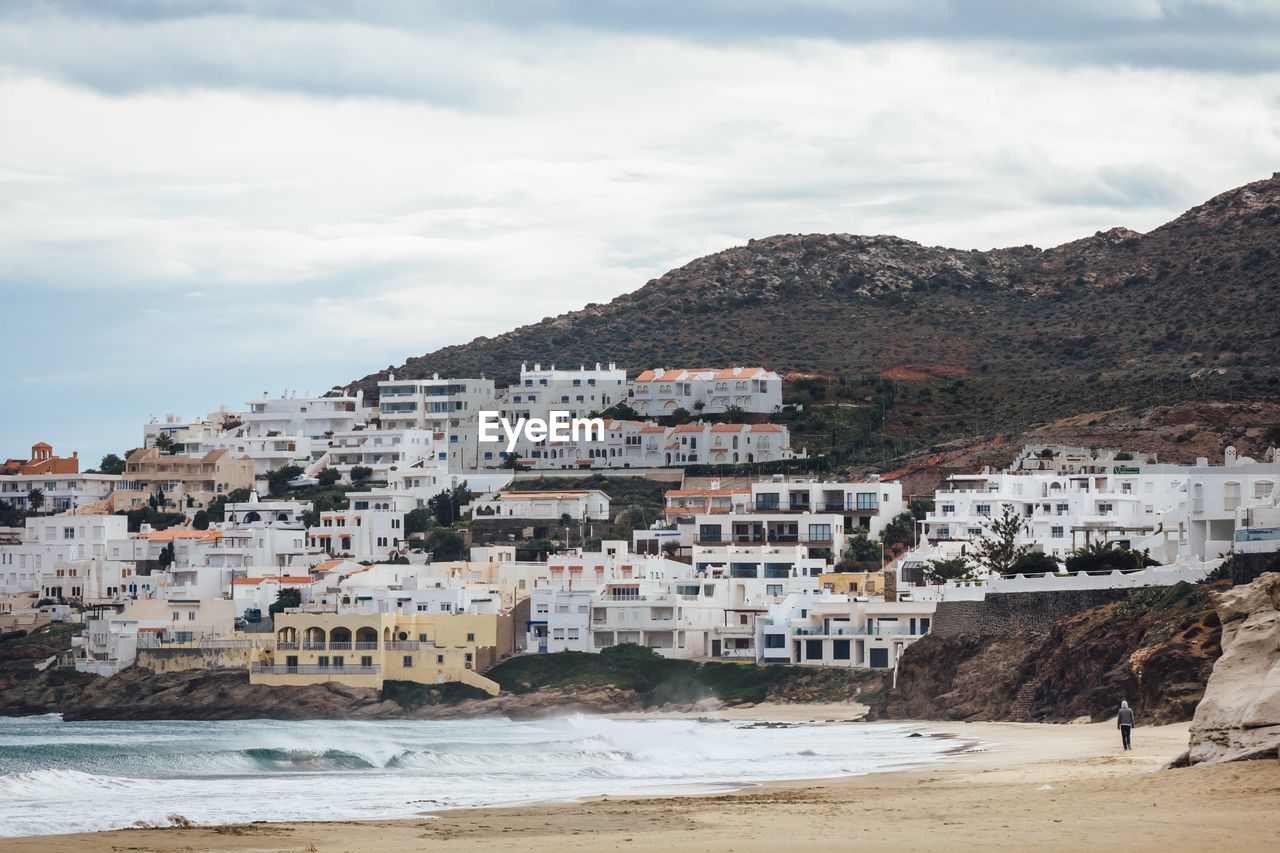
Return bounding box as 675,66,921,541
881,581,1223,724
353,173,1280,453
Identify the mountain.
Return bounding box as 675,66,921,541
352,173,1280,464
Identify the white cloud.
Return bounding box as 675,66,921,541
0,7,1277,462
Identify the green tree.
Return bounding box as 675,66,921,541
301,509,320,528
1007,551,1062,576
923,556,974,583
970,505,1031,576
157,542,175,570
26,488,44,513
267,465,304,496
350,465,374,484
722,404,746,421
670,407,693,425
425,528,465,561
880,512,916,552
269,587,302,615
192,510,210,530
1065,541,1158,573
502,452,522,470
316,468,341,487
153,433,175,453
843,526,882,563
98,453,126,475
427,482,469,527
908,497,935,520
404,507,433,537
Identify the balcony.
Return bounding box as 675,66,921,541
328,642,353,651
276,642,300,650
251,664,381,676
302,641,326,650
385,641,420,650
354,642,379,650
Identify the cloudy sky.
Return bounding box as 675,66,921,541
2,1,1278,466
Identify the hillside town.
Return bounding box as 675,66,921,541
1,364,1277,699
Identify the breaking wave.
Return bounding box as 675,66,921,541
0,714,966,837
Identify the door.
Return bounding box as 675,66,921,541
869,647,890,668
711,639,722,657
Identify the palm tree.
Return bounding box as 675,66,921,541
26,488,44,513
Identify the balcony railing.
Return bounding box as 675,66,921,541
251,664,381,676
385,641,420,650
328,642,353,651
277,642,300,651
354,642,379,650
302,642,326,650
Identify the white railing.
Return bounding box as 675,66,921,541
251,664,381,676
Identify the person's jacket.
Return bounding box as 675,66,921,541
1117,707,1135,727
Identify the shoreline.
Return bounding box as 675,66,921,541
5,710,1279,851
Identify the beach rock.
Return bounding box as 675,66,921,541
1188,572,1280,764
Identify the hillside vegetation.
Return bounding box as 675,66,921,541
352,173,1280,467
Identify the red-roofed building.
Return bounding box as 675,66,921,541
630,367,782,416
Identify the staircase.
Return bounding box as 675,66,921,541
1009,680,1038,721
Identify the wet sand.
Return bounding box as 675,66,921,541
8,711,1279,852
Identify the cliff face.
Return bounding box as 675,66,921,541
1189,572,1280,763
883,583,1222,724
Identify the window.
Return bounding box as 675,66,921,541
403,655,413,667
755,493,780,510
807,524,831,542
856,493,878,510
764,634,785,648
1256,481,1275,499
436,654,444,664
976,504,991,517
1098,503,1114,515
766,584,783,596
567,628,579,640
466,632,475,642
63,527,75,540
1051,526,1064,538
698,524,722,542
553,628,565,639
187,611,196,621
361,655,373,667
940,504,955,516
419,633,428,642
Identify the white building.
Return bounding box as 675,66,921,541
919,446,1279,563
469,490,611,522
1,514,129,594
0,473,120,513
690,478,904,579
777,594,936,670
327,427,439,480
498,363,626,424
307,491,413,561
630,367,783,415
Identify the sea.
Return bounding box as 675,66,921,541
0,713,969,837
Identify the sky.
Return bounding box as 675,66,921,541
1,0,1279,466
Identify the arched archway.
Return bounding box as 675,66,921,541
243,511,262,523
355,627,378,648
304,626,325,648
329,627,352,647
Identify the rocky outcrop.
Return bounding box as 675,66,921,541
1189,572,1280,763
882,582,1222,723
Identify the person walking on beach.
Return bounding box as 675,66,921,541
1117,700,1135,750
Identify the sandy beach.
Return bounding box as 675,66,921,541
8,706,1279,852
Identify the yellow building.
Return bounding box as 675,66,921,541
250,610,513,694
819,570,885,597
